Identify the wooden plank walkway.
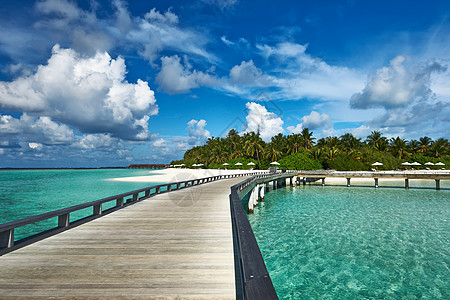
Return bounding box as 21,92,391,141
0,177,246,299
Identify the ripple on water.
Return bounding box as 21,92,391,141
248,185,450,299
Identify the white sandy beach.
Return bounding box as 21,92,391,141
109,168,267,183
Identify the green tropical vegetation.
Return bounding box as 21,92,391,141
171,128,450,171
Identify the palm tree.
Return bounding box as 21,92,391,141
316,137,327,148
340,133,361,153
407,139,420,156
430,138,449,158
389,137,409,159
244,132,265,165
419,136,432,155
366,131,388,152
270,133,287,153
286,134,302,154
300,128,315,149
226,129,241,153
324,136,340,160
264,143,283,162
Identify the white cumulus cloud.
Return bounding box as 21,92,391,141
187,119,211,146
156,55,219,94
350,56,446,109
0,45,158,140
243,102,284,142
301,111,332,130
229,60,273,86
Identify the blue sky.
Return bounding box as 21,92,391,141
0,0,449,167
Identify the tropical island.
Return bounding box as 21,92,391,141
171,129,449,171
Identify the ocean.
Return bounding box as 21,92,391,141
248,184,450,299
0,169,164,240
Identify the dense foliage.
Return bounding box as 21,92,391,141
279,152,322,170
171,128,450,171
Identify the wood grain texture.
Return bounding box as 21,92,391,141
0,177,246,299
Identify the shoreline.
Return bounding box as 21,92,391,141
108,168,267,183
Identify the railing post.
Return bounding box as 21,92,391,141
347,178,351,187
374,178,379,188
133,193,138,201
156,186,161,193
0,229,14,249
144,189,150,197
58,213,70,228
93,204,102,216
177,183,181,189
167,184,172,191
436,179,440,190
405,179,409,189
116,197,124,207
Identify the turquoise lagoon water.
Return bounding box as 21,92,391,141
248,185,449,299
0,169,164,240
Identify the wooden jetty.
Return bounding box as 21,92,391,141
0,176,251,299
295,170,450,189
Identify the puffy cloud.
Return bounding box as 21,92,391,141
243,102,284,141
286,123,303,134
348,56,449,138
287,111,332,134
0,114,75,145
350,56,447,109
156,55,219,94
229,60,273,86
187,119,211,146
301,111,332,130
0,45,158,140
73,134,118,150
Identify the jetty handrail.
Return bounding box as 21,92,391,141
229,172,297,300
0,171,265,256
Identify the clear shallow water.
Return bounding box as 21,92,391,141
0,169,164,240
248,185,449,299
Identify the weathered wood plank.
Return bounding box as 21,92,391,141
0,177,246,299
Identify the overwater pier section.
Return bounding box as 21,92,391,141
294,170,450,190
0,170,448,299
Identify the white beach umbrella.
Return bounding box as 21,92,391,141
411,162,421,166
372,162,383,166
435,162,445,166
270,161,280,165
223,163,229,166
192,164,198,167
401,162,412,166
247,162,256,166
424,162,435,166
235,162,243,166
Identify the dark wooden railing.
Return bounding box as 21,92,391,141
229,172,297,300
0,171,264,256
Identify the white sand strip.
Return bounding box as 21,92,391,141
109,168,266,183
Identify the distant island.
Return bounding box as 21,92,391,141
127,164,168,169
